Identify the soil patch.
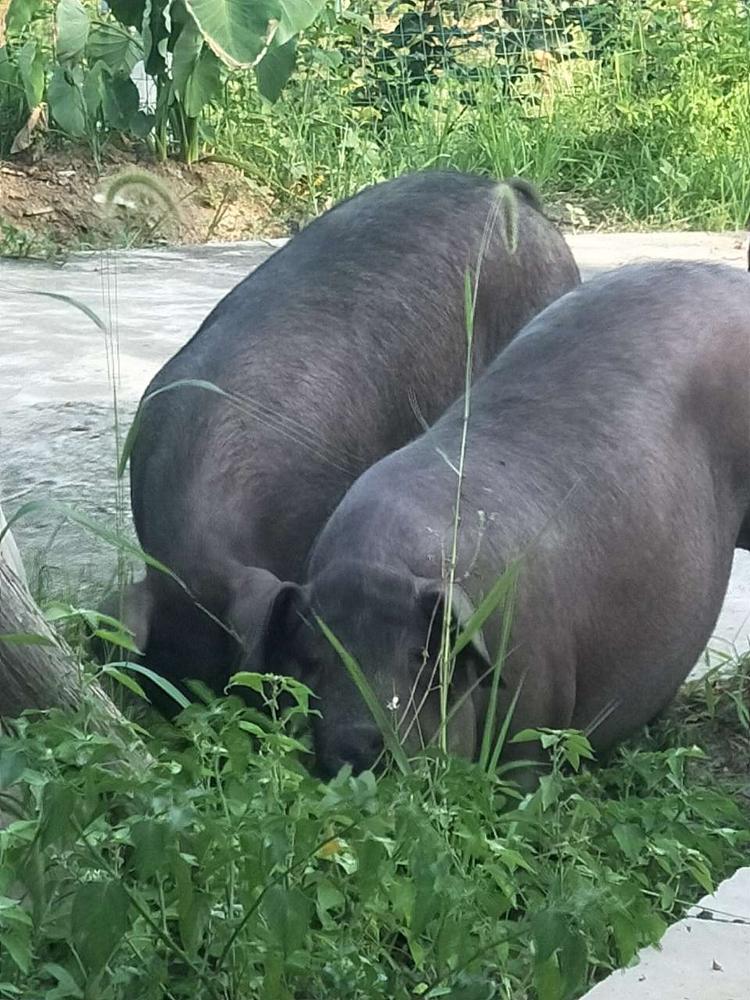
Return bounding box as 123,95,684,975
0,146,288,258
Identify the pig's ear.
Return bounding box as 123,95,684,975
418,580,493,679
227,567,310,671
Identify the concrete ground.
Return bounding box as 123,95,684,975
581,867,750,1000
1,230,748,666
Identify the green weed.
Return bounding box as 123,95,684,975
0,673,746,1000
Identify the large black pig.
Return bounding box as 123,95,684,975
117,170,580,706
246,262,750,779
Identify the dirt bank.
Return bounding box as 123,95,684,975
0,147,287,258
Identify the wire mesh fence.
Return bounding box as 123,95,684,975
293,0,750,109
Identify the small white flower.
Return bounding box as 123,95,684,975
386,695,400,712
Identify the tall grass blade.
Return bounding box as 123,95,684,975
118,378,229,476
102,660,191,710
24,291,109,333
316,616,411,776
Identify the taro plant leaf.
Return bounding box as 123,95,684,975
48,64,87,136
182,46,221,117
104,0,148,30
184,0,280,69
71,880,129,975
101,71,140,130
128,106,153,137
17,39,43,108
172,17,202,92
56,0,90,64
275,0,325,45
6,0,37,34
87,22,142,73
255,37,296,103
82,58,105,118
172,18,221,117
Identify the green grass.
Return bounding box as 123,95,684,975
207,0,750,232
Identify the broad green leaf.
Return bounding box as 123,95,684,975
103,0,147,30
559,930,588,996
315,881,344,921
71,880,129,974
87,22,142,72
56,0,89,63
531,909,569,964
688,857,714,894
183,46,221,116
0,899,31,922
262,885,312,956
130,818,168,879
128,107,153,138
533,953,562,1000
228,671,266,694
184,0,279,70
39,781,77,849
611,912,638,966
40,963,84,999
93,624,142,655
172,855,209,955
101,72,140,130
275,0,325,45
6,0,37,34
48,65,87,136
255,37,295,103
409,854,439,941
172,19,221,117
511,728,544,744
0,927,31,974
17,40,43,107
172,17,202,93
0,748,25,788
612,822,645,861
82,58,105,117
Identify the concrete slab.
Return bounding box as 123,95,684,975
0,231,748,667
581,868,750,1000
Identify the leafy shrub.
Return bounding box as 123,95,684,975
0,673,745,1000
0,0,327,162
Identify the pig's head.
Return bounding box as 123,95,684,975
235,561,495,778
